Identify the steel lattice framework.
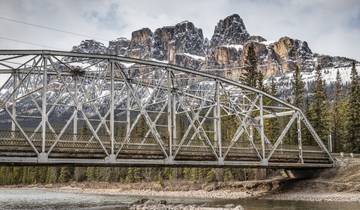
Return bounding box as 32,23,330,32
0,50,334,168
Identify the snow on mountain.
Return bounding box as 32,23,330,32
210,14,250,47
70,14,358,84
66,14,359,103
183,53,206,61
266,64,360,99
221,44,243,51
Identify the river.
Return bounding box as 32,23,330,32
0,188,359,209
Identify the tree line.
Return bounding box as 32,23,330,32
243,43,360,153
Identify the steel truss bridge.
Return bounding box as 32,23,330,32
0,50,334,168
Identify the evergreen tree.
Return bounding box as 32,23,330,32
288,65,305,144
264,77,280,142
269,77,277,96
58,167,73,183
257,70,264,91
308,65,329,142
206,169,217,183
85,167,97,181
46,167,59,183
331,70,346,152
74,167,86,182
242,43,258,88
126,168,142,183
345,62,360,152
303,94,313,145
292,65,305,110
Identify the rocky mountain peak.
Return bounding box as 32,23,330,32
210,14,250,48
130,28,153,46
72,40,107,54
272,36,312,59
108,37,130,56
153,26,176,60
173,20,206,56
152,20,206,64
128,28,153,58
269,36,313,72
70,14,357,84
248,35,267,43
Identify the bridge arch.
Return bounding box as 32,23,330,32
0,50,333,168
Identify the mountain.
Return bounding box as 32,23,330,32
71,14,358,94
1,14,359,129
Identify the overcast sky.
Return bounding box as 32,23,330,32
0,0,359,61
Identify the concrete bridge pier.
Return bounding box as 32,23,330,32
284,169,323,179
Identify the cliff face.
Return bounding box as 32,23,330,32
153,26,175,61
128,28,153,59
72,40,107,54
71,14,357,81
210,14,249,48
207,46,240,67
108,38,130,56
152,21,206,69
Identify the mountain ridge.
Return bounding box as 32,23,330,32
71,14,359,87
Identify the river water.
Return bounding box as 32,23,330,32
0,188,359,210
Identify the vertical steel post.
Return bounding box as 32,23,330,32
126,86,131,136
259,94,266,162
328,134,333,153
215,80,222,160
250,125,254,143
172,90,177,149
11,73,18,133
124,66,131,138
166,69,177,160
110,61,115,156
171,71,177,151
297,112,304,163
167,70,173,158
41,56,47,154
73,75,78,141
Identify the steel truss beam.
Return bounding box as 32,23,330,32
0,50,334,167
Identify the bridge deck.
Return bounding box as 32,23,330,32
0,135,333,168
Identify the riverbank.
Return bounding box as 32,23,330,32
1,177,284,200
52,180,360,202
38,177,285,199
262,157,360,202
2,158,360,204
3,178,360,203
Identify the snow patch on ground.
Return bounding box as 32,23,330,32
150,58,169,64
183,53,206,61
221,44,243,51
265,64,360,90
120,62,135,68
0,88,8,95
69,62,98,72
261,40,275,45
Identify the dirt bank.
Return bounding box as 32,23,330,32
262,157,360,202
43,177,285,200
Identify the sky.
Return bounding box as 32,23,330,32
0,0,359,61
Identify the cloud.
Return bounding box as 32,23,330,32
0,0,359,61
